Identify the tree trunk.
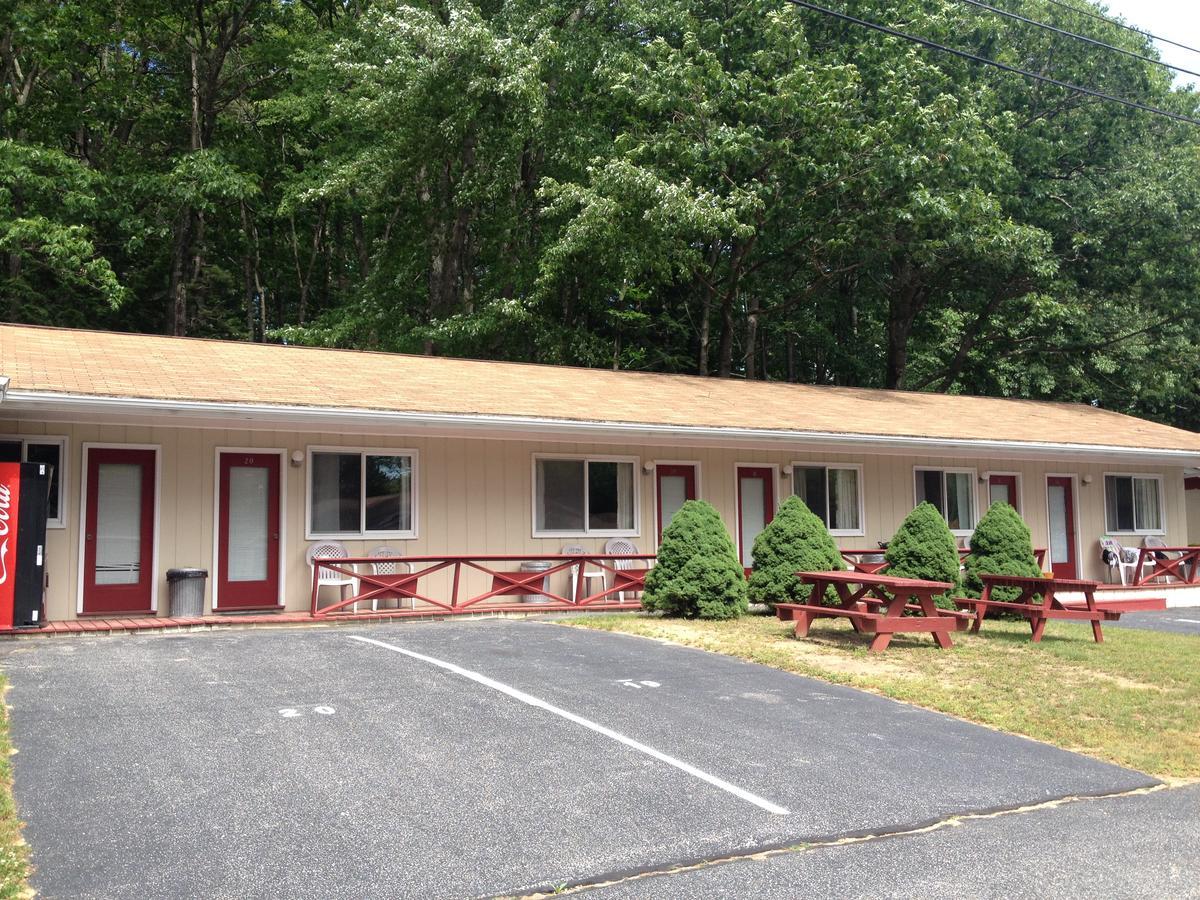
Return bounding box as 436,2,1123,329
697,293,711,376
744,294,760,380
716,285,737,377
167,208,195,335
885,261,922,390
240,202,256,339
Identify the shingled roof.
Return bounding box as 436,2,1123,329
3,323,1199,455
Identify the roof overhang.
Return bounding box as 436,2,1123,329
4,389,1199,466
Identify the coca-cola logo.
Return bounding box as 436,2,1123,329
0,482,10,587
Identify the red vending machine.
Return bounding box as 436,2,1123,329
0,462,50,629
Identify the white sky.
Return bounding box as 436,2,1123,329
1097,0,1200,87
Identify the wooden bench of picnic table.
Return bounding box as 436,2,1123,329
953,574,1165,644
778,571,972,653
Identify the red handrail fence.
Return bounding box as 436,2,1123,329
1133,546,1200,586
310,553,656,618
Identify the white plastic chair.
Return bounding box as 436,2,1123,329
1099,537,1150,585
563,544,606,603
306,541,360,612
604,538,640,602
368,546,412,612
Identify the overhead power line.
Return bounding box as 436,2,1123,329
953,0,1200,81
785,0,1200,127
1037,0,1200,59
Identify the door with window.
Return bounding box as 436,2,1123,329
655,464,697,539
216,451,281,610
82,447,157,615
988,474,1019,511
1046,476,1077,579
736,467,775,574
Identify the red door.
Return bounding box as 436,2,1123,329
988,474,1019,511
656,464,697,538
216,452,281,610
83,448,156,615
1047,476,1077,579
736,466,776,575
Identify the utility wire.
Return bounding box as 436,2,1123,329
785,0,1200,127
954,0,1200,81
1037,0,1200,59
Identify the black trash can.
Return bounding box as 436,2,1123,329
166,568,208,617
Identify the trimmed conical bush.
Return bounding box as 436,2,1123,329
748,495,845,609
642,500,748,619
884,502,962,608
963,501,1041,601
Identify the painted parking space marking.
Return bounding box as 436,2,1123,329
349,635,789,816
278,706,337,718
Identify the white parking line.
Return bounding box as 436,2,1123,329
349,635,790,816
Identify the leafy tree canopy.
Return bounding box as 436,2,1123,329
4,0,1200,427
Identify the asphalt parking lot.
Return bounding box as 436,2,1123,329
1107,608,1200,636
0,620,1184,898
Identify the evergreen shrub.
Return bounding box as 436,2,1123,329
884,502,962,609
748,495,845,609
642,500,748,620
963,501,1041,603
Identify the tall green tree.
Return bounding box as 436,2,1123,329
4,0,1200,428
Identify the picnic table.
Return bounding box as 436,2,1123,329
776,571,973,653
953,574,1165,644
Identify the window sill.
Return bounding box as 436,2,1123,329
305,532,418,542
532,530,641,541
829,530,866,538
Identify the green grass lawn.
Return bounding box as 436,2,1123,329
0,676,29,899
564,613,1200,781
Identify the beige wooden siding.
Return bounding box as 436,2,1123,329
0,417,1189,621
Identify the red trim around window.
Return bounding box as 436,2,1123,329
655,464,697,537
988,474,1019,511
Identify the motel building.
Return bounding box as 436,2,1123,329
0,322,1198,630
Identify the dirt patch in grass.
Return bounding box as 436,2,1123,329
563,613,1200,780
